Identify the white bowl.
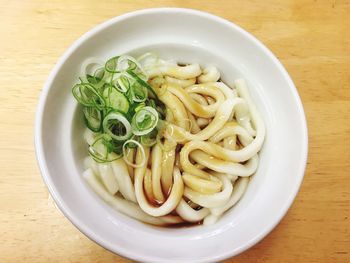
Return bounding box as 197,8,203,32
35,8,308,263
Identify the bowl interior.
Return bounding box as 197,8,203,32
71,42,272,234
37,8,307,263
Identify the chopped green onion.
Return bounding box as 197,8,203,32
140,128,157,147
103,111,132,141
126,69,158,100
117,55,148,80
148,99,156,109
88,135,121,163
122,139,146,168
117,55,138,71
72,83,105,109
86,67,105,84
131,82,148,102
105,56,120,73
134,102,146,113
131,106,158,136
81,58,105,83
83,106,102,132
73,53,165,160
115,74,130,93
102,85,129,113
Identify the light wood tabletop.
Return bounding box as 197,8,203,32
1,0,349,262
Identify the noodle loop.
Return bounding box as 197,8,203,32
80,54,265,226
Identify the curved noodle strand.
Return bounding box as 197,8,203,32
159,91,189,130
83,168,181,226
167,84,225,118
191,151,259,177
234,79,261,136
161,148,176,194
151,144,165,202
176,199,210,222
182,172,222,194
144,168,155,203
111,158,137,203
160,63,201,79
165,98,245,143
189,93,208,106
209,122,254,146
79,53,265,226
203,177,249,225
184,174,233,208
165,76,196,87
187,111,201,134
198,66,220,83
134,147,184,216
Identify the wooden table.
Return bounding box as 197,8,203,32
1,1,349,262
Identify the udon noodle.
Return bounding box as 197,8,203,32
80,54,265,226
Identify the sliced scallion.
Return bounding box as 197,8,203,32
83,106,102,132
126,69,158,100
131,106,158,136
102,85,129,113
72,83,105,109
88,135,121,163
80,58,105,83
131,82,148,102
115,74,130,93
73,53,166,162
86,67,105,84
117,55,139,71
102,111,132,141
122,139,146,168
140,128,157,147
105,56,120,73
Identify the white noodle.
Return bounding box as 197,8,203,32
80,54,265,226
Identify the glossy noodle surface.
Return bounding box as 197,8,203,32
76,53,265,226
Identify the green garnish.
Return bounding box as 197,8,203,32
88,135,121,163
102,85,129,113
83,106,102,132
72,54,165,162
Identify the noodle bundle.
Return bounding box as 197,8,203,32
75,54,265,226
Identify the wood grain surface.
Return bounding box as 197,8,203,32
1,0,349,262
